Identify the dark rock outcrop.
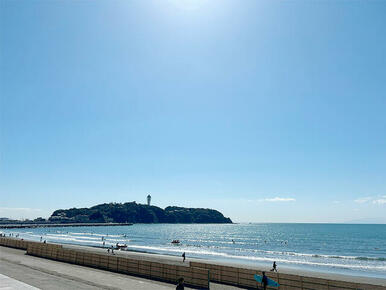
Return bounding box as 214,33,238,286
49,202,232,224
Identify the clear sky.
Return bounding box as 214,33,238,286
1,0,385,223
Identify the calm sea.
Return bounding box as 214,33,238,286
2,223,385,278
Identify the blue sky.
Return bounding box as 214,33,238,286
1,0,385,222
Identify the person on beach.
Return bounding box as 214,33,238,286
182,252,186,262
261,271,268,290
176,277,184,290
271,261,277,272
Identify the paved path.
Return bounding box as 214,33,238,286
0,273,39,290
0,246,181,289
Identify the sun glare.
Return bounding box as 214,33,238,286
168,0,209,11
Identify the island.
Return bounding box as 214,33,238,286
48,202,232,224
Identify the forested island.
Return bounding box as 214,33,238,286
48,202,232,224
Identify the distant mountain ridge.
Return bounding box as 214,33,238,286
49,202,232,224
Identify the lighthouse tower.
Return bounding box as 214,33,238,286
147,194,151,206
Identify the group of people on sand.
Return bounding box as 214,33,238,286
107,246,115,254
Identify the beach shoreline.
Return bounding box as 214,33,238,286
65,242,386,287
1,236,386,289
2,224,386,284
46,239,386,281
77,243,386,283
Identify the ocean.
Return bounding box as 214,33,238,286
1,223,385,279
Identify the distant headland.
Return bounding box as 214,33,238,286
48,201,232,224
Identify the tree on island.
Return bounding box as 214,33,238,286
49,202,232,224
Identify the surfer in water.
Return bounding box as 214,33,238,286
261,271,268,290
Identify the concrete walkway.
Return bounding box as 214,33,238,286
0,246,241,290
0,273,40,290
0,246,180,289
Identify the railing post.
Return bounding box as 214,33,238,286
208,269,210,289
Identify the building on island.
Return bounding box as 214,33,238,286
147,194,151,206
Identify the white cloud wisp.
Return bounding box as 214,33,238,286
354,195,386,205
264,197,296,202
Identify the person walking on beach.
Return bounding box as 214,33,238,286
261,271,268,290
176,277,184,290
182,252,186,262
271,261,277,272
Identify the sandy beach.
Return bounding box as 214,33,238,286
63,243,386,287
